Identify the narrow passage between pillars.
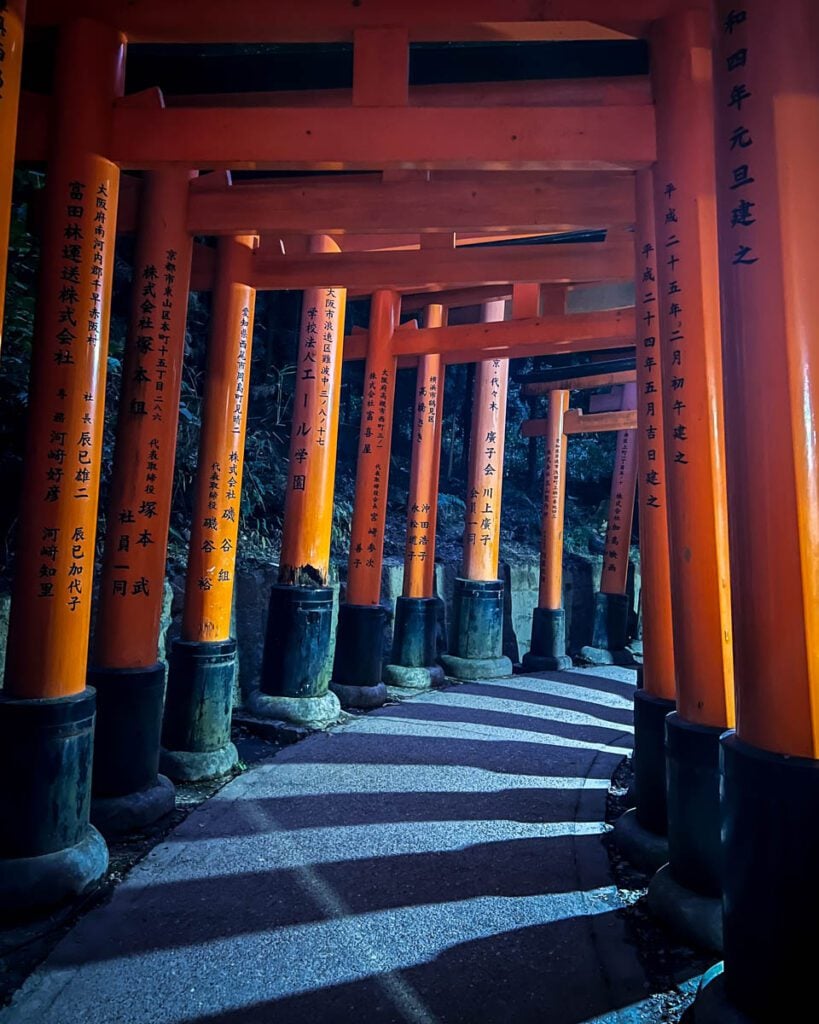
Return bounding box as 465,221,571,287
522,387,573,673
645,8,735,956
440,299,513,682
160,234,257,782
0,0,25,355
88,169,195,836
0,17,124,914
256,235,347,729
694,3,819,1020
580,382,638,666
330,289,400,710
613,169,677,876
386,303,446,696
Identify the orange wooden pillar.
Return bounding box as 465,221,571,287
330,289,399,709
0,0,25,354
441,300,513,681
646,9,735,942
580,383,638,664
693,4,819,1018
617,169,678,853
0,19,124,911
161,235,257,781
256,236,348,728
85,169,194,835
522,388,573,672
386,303,447,693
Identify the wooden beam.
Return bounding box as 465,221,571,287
164,77,652,110
109,105,655,171
399,285,513,310
522,369,636,393
185,171,635,236
253,239,633,291
343,308,634,362
26,1,701,42
522,408,637,436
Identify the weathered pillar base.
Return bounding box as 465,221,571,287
439,578,513,682
253,585,340,728
612,808,669,875
160,639,238,782
0,690,109,915
521,607,572,672
579,592,633,665
385,596,444,696
710,732,819,1022
689,964,752,1024
88,664,175,836
647,712,723,952
330,603,388,709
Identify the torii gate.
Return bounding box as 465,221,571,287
0,6,817,1023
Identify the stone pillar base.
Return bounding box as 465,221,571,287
647,862,723,953
330,603,387,709
440,653,513,682
88,663,175,836
612,807,669,875
718,732,819,1021
522,607,572,672
0,689,109,916
633,688,675,836
579,592,632,664
384,663,445,697
161,639,238,782
244,689,341,730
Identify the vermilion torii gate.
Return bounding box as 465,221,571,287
0,5,816,1022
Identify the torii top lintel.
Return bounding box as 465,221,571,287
27,0,705,43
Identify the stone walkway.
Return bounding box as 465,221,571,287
3,668,652,1024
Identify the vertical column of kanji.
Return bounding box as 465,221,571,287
85,169,195,836
386,303,447,694
581,382,638,665
522,388,573,672
614,169,677,865
0,0,25,353
0,19,124,912
646,9,735,951
330,289,399,709
441,300,513,682
160,235,257,782
256,235,348,729
692,4,819,1018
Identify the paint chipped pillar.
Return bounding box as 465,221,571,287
255,236,347,729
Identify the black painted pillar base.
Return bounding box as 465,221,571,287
689,963,753,1024
439,578,512,681
579,592,633,665
160,639,238,782
249,584,341,727
385,596,445,695
715,731,819,1021
647,712,724,952
330,603,388,709
0,689,109,916
88,664,175,836
521,607,572,672
634,689,675,835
